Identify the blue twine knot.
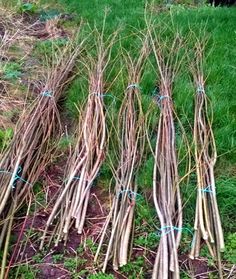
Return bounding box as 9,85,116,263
118,189,142,201
157,226,193,237
0,166,32,188
91,92,115,99
73,176,81,180
156,95,171,108
41,90,53,97
200,185,214,194
197,84,204,94
126,83,140,90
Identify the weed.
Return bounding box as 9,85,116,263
64,256,87,272
1,62,22,80
120,256,145,278
64,257,77,272
0,128,13,151
224,233,236,264
88,273,114,279
58,135,74,151
39,9,61,21
33,39,68,61
85,238,98,255
9,264,39,279
32,253,44,264
180,272,191,279
52,253,64,263
18,2,37,14
134,232,159,249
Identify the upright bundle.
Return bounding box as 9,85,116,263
40,29,116,248
149,31,183,278
189,42,224,277
0,39,84,278
94,43,148,272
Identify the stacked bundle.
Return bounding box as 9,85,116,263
0,40,83,278
149,29,184,278
95,43,148,271
40,30,116,248
189,42,224,278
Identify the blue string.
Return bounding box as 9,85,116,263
156,95,171,108
41,90,53,97
156,226,193,237
201,185,214,194
91,92,116,102
73,176,81,180
158,95,170,102
0,166,32,188
197,84,204,94
126,83,140,90
118,189,142,201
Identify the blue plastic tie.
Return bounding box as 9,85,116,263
41,90,53,97
201,185,214,194
157,226,193,237
197,84,204,94
73,176,81,180
126,83,140,90
0,166,32,188
118,189,142,201
91,92,115,100
158,95,170,102
156,95,171,109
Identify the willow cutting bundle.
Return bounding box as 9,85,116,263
40,30,116,249
189,42,224,277
148,31,184,278
0,40,83,279
94,44,147,271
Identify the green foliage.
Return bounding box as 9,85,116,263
180,272,191,279
18,2,37,13
58,135,74,151
134,232,159,249
32,253,44,263
120,256,145,278
136,157,154,190
64,256,87,272
85,238,98,254
0,128,13,151
39,9,61,21
135,199,157,231
217,176,236,232
63,71,88,117
52,253,64,263
88,273,114,279
33,38,68,61
224,233,236,264
64,257,78,272
9,264,39,279
1,62,22,80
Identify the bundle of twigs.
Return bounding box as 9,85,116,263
189,41,224,277
0,39,84,279
40,28,117,249
148,29,184,278
94,43,148,272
